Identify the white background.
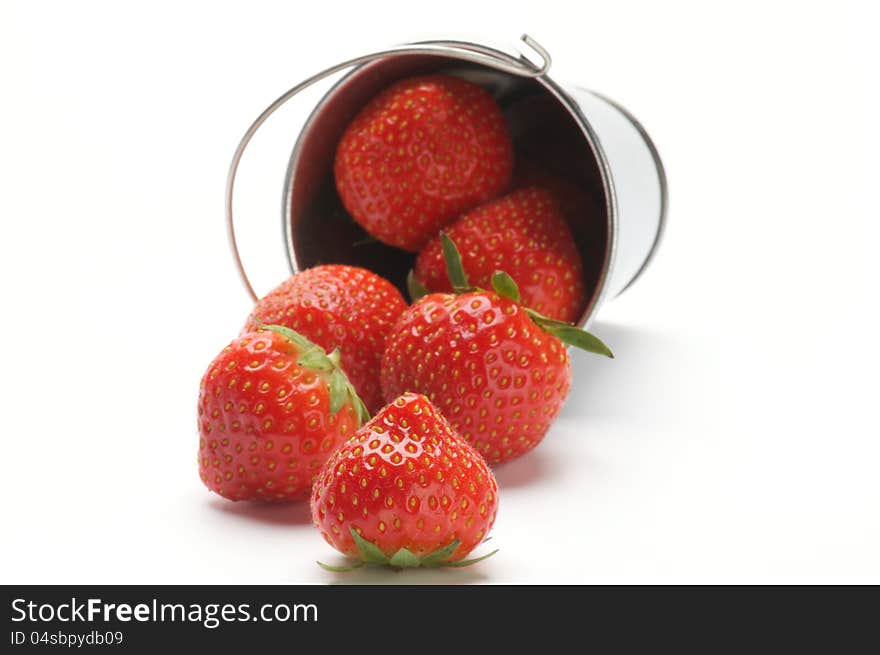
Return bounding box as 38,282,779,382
2,1,878,584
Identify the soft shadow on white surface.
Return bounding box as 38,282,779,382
562,320,686,423
320,563,491,585
206,497,313,526
493,449,557,489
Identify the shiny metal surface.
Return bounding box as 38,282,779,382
569,88,668,298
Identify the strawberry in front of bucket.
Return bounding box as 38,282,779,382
198,325,370,502
334,74,513,252
312,392,499,571
382,235,612,465
412,185,587,323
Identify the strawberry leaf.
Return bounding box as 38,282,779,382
440,233,471,292
419,539,462,566
388,548,422,568
317,560,365,573
522,309,569,329
317,534,498,572
407,270,429,303
349,527,389,565
328,369,348,416
298,348,333,371
256,321,313,351
352,235,379,247
525,310,614,358
351,391,371,426
491,270,521,303
542,324,614,358
444,549,499,568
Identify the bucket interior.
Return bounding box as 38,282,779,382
284,53,610,325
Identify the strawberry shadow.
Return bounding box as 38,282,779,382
491,320,677,490
320,563,491,585
562,319,682,423
493,450,555,489
205,497,313,526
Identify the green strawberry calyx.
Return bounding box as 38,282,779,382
419,233,614,358
493,271,614,358
254,321,371,426
317,527,499,572
406,270,430,303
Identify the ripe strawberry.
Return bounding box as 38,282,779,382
334,74,513,252
312,392,499,570
384,236,612,465
512,164,609,299
512,164,600,234
412,186,587,323
198,325,369,502
243,265,406,414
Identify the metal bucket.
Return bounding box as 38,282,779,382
226,35,667,327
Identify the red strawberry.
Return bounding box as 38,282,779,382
334,74,513,252
512,164,600,232
512,165,609,300
243,265,406,414
384,236,612,465
312,392,499,570
413,186,587,323
198,325,369,502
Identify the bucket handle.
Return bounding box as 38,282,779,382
226,35,552,301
